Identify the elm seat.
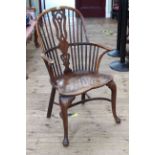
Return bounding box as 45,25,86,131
36,6,121,147
56,72,113,96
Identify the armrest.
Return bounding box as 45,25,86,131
69,42,112,51
41,42,112,72
41,53,57,85
68,42,112,71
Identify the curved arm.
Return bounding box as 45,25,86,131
68,42,111,51
96,47,111,71
41,53,57,85
94,44,112,71
68,42,112,72
42,42,111,52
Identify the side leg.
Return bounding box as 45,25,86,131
107,80,121,124
59,95,75,147
81,93,85,104
47,87,56,118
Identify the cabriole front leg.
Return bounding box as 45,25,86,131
107,80,121,124
59,95,75,147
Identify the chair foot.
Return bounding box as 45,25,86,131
60,95,75,147
115,116,121,124
63,137,69,147
106,80,121,124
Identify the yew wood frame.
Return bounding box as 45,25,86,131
36,6,121,147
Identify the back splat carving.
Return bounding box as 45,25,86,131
52,9,72,74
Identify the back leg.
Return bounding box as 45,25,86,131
47,87,56,118
81,93,85,104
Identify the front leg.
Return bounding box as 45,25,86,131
59,95,75,147
106,80,121,124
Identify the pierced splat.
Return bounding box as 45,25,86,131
60,53,72,73
52,9,71,73
52,9,67,41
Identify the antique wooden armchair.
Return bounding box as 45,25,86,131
36,6,121,147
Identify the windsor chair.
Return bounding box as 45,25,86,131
36,6,121,147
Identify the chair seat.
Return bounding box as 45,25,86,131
56,72,113,96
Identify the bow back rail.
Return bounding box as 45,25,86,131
36,6,111,81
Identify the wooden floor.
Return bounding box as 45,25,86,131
26,18,128,155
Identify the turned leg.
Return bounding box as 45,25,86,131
107,80,121,124
59,95,75,147
47,87,56,118
81,93,85,104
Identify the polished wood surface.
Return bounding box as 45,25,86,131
36,6,121,146
56,72,112,96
